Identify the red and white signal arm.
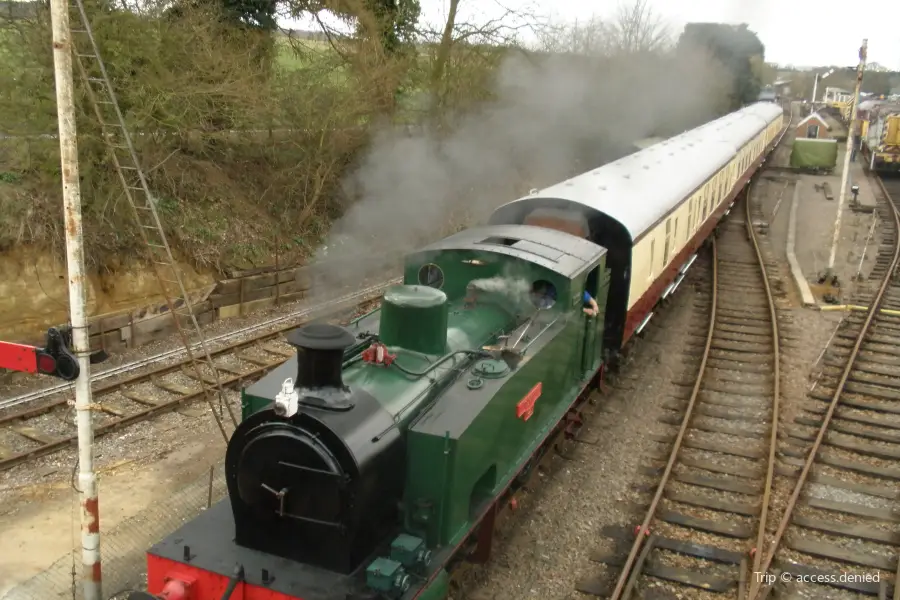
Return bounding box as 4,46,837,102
516,382,542,421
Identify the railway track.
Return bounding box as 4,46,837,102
0,278,398,412
742,174,900,600
0,280,396,472
576,171,900,599
576,190,784,599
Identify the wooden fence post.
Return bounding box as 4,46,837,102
275,245,281,307
239,278,245,318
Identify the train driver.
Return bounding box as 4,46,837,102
583,291,599,317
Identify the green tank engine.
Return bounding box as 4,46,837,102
229,223,610,599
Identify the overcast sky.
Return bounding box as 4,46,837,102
287,0,900,71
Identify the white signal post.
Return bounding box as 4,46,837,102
810,68,834,104
824,39,868,285
49,0,102,597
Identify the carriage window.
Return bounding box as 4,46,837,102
418,263,444,289
649,239,655,279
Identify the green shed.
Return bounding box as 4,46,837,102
790,138,838,172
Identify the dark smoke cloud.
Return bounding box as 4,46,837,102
311,45,730,295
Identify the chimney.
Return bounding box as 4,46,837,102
285,323,356,404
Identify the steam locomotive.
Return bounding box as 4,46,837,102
128,102,784,600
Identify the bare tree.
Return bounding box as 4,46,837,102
419,0,542,115
534,16,612,56
429,0,460,93
607,0,670,55
536,0,670,58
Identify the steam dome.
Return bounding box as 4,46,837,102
379,285,448,355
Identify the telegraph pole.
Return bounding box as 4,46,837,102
49,0,102,597
824,39,868,285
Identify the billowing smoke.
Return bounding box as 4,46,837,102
311,42,731,295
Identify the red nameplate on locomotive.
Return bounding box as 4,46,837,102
516,382,542,421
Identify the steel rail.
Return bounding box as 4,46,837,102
747,175,900,599
744,177,782,589
0,360,278,471
2,323,308,425
606,238,719,600
743,105,793,592
0,278,399,411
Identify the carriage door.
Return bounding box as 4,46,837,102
581,266,604,377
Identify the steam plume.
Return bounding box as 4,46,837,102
312,44,729,295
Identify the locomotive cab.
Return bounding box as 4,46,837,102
490,198,630,356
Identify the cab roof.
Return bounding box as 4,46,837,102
411,224,605,279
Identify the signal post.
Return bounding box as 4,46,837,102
48,0,103,596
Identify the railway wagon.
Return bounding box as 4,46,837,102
862,102,900,172
127,103,784,600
